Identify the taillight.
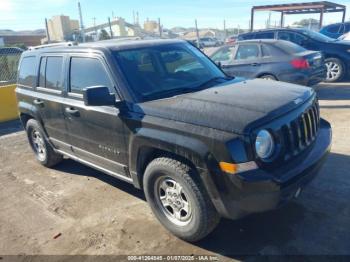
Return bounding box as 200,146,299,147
291,58,310,69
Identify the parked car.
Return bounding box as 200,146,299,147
199,37,221,47
209,40,326,86
320,22,350,39
238,28,350,82
338,32,350,41
225,35,237,45
16,39,331,242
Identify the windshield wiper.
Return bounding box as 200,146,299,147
142,87,197,100
195,76,232,90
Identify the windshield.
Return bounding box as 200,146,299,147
113,43,228,102
298,29,335,42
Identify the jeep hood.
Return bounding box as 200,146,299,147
133,78,314,135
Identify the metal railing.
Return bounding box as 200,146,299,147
0,47,23,86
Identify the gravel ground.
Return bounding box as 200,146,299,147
0,82,349,261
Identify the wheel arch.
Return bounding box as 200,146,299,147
257,72,278,80
129,130,209,189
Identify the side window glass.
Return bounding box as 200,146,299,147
235,44,259,60
261,45,271,57
254,32,274,39
45,56,64,90
293,33,307,46
70,57,112,94
18,56,36,87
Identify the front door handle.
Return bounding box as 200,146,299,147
33,99,44,106
251,63,260,66
65,107,80,117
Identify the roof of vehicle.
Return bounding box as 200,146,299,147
22,39,186,56
236,39,280,44
239,28,309,36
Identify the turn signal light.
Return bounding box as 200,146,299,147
291,58,310,69
219,162,238,174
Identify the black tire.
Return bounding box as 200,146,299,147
259,74,277,81
143,157,220,242
26,119,63,167
325,58,344,83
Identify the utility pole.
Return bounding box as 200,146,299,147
133,10,136,24
45,18,51,44
195,19,200,48
158,18,162,38
92,17,97,41
78,2,85,42
267,11,271,28
108,17,114,38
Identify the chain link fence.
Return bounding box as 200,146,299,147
0,47,23,86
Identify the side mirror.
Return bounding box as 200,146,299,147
216,61,222,68
83,86,116,106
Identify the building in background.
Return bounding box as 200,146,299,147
144,19,159,33
183,29,225,40
43,15,80,43
0,35,45,47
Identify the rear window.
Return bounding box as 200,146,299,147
273,41,306,54
18,56,36,87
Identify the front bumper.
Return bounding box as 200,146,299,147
212,119,332,220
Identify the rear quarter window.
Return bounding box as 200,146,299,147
18,56,36,87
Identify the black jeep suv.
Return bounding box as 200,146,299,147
16,39,332,242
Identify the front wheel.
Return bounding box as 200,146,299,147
325,58,344,82
26,119,63,167
143,157,220,242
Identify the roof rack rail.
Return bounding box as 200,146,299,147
28,42,77,50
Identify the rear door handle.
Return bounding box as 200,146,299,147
251,63,260,66
65,107,80,117
33,99,44,106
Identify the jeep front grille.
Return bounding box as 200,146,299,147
281,99,320,161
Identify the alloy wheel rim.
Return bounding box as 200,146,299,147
31,130,46,161
325,61,340,80
155,177,192,226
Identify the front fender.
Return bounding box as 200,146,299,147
128,127,228,216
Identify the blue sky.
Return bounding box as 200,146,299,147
1,0,350,31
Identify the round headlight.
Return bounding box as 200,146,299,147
255,130,275,159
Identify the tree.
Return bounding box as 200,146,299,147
293,18,319,28
99,29,111,40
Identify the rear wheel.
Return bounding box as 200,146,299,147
325,58,344,82
259,74,277,81
26,119,63,167
143,157,220,242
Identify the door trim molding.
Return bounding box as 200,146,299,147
51,138,133,184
